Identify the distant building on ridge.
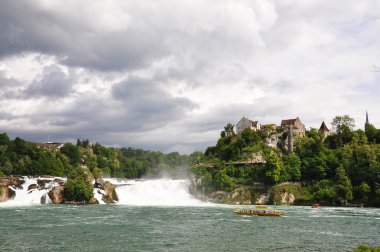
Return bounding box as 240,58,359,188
236,117,261,134
280,117,306,136
318,121,331,138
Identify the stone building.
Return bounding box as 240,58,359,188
236,117,261,135
280,117,306,136
280,117,306,152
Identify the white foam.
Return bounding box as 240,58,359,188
0,176,62,207
114,179,208,206
93,188,106,204
1,177,211,207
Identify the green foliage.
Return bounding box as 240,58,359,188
365,123,378,143
214,168,236,192
334,165,353,204
331,115,355,134
353,182,371,205
0,133,10,146
64,167,94,203
353,244,380,252
310,180,336,204
282,153,301,181
0,133,190,180
224,123,235,137
60,143,81,166
264,150,283,185
270,183,304,205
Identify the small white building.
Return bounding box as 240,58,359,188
236,117,261,135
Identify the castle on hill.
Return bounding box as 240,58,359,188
235,116,331,152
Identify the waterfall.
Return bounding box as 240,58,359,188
0,177,63,206
1,177,207,207
111,178,206,206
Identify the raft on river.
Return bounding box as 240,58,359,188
233,206,284,217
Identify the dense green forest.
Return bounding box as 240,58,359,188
191,115,380,207
0,133,189,179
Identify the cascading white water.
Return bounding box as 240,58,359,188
111,178,206,206
0,177,63,206
93,188,106,204
1,177,207,207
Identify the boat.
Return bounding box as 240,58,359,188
233,205,284,217
311,203,320,208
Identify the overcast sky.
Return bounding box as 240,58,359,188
0,0,379,153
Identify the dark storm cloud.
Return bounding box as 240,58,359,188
26,65,75,98
111,76,197,130
21,76,197,141
0,1,167,71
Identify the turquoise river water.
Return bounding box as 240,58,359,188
0,204,379,251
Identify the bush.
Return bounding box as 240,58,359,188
353,244,380,252
64,167,93,203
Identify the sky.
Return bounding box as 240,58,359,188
0,0,380,154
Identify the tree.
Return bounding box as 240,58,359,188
0,133,10,146
352,129,368,145
220,131,226,138
365,123,377,143
65,167,94,203
376,129,380,143
189,151,204,165
283,153,301,181
224,123,235,137
1,160,13,175
60,143,81,166
353,182,371,205
264,151,284,184
214,167,236,191
241,128,264,146
331,115,355,134
334,165,353,204
312,180,336,204
329,115,356,146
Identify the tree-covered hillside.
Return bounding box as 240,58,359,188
0,133,189,179
191,115,380,207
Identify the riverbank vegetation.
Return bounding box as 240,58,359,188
353,244,380,252
191,115,380,207
0,134,189,179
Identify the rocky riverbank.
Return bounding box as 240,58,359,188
190,175,307,205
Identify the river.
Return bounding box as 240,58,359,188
1,179,379,251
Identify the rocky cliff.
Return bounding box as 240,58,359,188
191,176,304,205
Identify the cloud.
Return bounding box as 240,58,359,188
0,70,22,98
26,65,75,98
0,1,166,71
0,0,380,153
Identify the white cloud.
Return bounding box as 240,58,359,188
0,0,379,153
